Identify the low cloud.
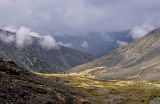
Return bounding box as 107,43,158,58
15,27,33,48
81,41,89,49
101,34,114,42
0,34,14,44
2,26,60,50
4,26,17,32
30,32,42,38
130,22,155,40
58,41,72,47
39,35,59,50
116,40,128,47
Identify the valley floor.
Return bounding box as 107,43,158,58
35,73,160,104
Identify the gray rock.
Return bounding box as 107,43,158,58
150,97,160,104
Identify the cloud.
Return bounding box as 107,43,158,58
12,26,42,39
38,35,59,50
81,41,89,49
101,34,114,42
4,26,17,32
130,22,155,40
0,0,160,37
116,40,128,47
30,32,42,38
58,41,72,47
15,27,33,48
2,26,60,50
0,34,14,44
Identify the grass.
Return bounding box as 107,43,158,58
34,72,160,104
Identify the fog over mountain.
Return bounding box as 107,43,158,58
0,29,94,73
0,0,160,55
55,30,133,56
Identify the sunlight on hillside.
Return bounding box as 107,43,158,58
34,72,160,104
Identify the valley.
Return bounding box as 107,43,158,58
1,1,160,104
35,73,160,104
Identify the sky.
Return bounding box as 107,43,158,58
0,0,160,55
0,0,160,35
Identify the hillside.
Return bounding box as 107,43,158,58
70,28,160,80
1,57,160,104
0,59,91,104
0,29,94,73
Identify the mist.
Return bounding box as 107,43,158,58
2,26,61,50
130,22,155,40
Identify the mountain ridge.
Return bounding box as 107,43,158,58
70,28,160,80
0,29,94,73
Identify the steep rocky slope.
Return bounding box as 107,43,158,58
0,59,91,104
70,28,160,80
0,29,94,73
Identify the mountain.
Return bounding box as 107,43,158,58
55,30,132,57
70,28,160,80
0,29,94,73
0,59,91,104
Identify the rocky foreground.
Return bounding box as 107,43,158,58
0,60,90,104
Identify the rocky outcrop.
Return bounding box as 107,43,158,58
150,97,160,104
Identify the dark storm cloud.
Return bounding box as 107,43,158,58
0,0,160,39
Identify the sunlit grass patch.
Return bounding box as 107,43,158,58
34,72,160,104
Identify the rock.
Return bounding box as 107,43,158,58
150,97,160,104
0,60,91,104
0,93,7,98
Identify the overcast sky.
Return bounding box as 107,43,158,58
0,0,160,37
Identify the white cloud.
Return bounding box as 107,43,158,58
81,41,89,49
0,34,14,44
130,22,155,40
30,32,42,38
1,26,60,50
116,40,128,47
4,26,17,32
15,27,33,48
38,35,59,50
58,41,72,47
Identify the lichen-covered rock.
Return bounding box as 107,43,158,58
150,97,160,104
